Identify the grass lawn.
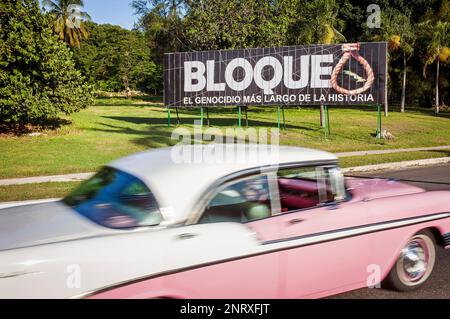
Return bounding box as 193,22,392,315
1,150,448,203
0,182,80,203
0,96,449,179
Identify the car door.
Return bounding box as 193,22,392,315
164,172,284,298
272,165,372,298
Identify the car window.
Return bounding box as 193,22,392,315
198,174,272,224
64,167,162,229
277,165,346,213
277,167,321,212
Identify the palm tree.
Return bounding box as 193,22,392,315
289,0,346,45
421,20,449,114
379,9,415,113
42,0,91,48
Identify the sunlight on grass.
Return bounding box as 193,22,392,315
0,97,449,179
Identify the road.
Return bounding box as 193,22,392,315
334,164,450,299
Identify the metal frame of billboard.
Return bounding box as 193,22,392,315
163,42,388,140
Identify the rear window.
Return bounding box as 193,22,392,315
64,167,162,229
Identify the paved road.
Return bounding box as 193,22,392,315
334,164,450,299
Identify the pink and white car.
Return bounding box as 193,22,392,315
0,145,449,299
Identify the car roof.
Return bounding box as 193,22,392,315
109,144,337,223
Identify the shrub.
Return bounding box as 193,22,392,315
0,0,94,128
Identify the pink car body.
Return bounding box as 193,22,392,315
1,145,448,299
86,148,450,299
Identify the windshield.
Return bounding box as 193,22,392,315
64,167,162,229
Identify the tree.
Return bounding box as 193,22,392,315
288,0,346,45
185,0,297,50
132,0,188,62
131,0,188,18
420,4,449,114
42,0,90,47
72,22,158,94
0,0,94,129
378,9,415,113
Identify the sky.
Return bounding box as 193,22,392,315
83,0,137,30
40,0,138,30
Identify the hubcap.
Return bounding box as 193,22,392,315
396,235,435,286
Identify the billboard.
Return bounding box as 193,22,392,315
164,42,387,108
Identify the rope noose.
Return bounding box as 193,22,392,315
330,43,374,95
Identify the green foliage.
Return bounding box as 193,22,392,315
72,22,157,93
288,0,346,45
185,0,297,50
42,0,91,48
0,0,94,127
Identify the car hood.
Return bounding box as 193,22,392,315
345,177,426,201
0,201,113,251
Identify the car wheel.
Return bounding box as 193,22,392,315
384,230,436,292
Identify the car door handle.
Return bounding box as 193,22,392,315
176,233,198,240
288,218,304,225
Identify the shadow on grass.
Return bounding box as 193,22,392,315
425,150,450,156
87,123,174,148
92,113,323,149
101,115,315,130
0,118,73,136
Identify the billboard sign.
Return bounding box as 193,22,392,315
164,42,387,108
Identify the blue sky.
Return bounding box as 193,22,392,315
83,0,137,29
40,0,138,30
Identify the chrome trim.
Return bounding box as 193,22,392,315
398,237,430,284
443,233,450,247
0,271,42,279
262,213,450,246
72,212,450,299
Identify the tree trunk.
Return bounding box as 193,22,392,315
435,58,440,114
401,53,406,113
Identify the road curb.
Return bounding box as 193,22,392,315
0,172,94,186
0,157,449,206
1,155,450,187
342,157,450,173
335,145,450,157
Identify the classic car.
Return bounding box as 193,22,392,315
0,144,449,299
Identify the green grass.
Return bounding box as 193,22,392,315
0,182,80,203
1,150,448,203
0,96,449,179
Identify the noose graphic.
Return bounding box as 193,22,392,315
330,43,374,95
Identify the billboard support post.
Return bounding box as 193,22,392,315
326,106,331,137
206,107,210,126
167,109,171,128
200,107,204,128
175,107,180,125
282,106,286,130
376,104,382,139
238,106,242,128
323,105,331,140
245,107,248,128
277,107,281,130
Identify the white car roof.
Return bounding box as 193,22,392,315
109,144,337,223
